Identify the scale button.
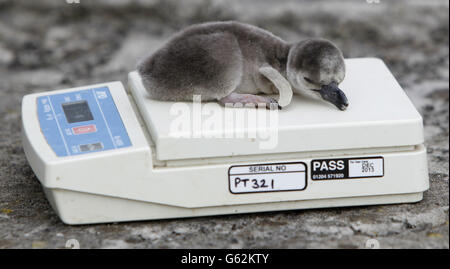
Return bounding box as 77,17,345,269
72,124,97,135
79,142,103,152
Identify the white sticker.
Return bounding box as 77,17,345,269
348,158,384,178
228,162,307,194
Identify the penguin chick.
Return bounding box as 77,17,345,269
137,21,348,111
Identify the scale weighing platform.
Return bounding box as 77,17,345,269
22,58,429,225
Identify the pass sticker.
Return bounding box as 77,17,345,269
228,162,307,194
311,157,384,180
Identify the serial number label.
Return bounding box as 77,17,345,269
228,162,307,194
311,157,384,180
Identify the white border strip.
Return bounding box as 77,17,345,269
47,96,71,156
92,90,117,148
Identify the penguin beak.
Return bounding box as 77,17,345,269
317,83,349,111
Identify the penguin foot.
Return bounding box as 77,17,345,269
219,92,281,110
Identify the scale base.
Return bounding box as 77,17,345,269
21,58,429,225
43,187,423,225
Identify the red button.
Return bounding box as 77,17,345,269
72,124,97,135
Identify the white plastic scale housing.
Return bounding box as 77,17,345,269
22,58,429,225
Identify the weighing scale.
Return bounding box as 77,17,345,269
21,58,429,225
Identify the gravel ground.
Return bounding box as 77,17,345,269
0,0,448,249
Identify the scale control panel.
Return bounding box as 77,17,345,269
37,87,132,157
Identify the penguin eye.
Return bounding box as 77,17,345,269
303,77,315,84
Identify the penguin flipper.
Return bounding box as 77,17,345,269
259,65,293,107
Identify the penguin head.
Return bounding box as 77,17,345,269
287,39,349,111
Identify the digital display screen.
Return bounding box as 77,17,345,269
62,101,94,123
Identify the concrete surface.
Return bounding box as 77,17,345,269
0,0,448,249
